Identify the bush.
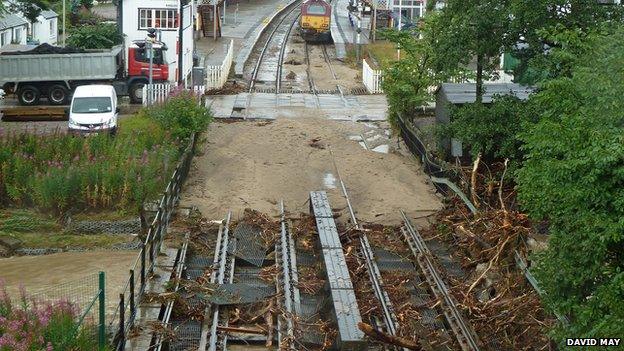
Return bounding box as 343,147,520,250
143,90,212,143
0,283,97,350
67,23,122,49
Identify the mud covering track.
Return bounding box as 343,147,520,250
181,118,441,224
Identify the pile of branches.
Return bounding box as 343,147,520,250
424,158,554,350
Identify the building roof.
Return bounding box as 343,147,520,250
40,10,59,19
0,14,28,31
437,83,535,104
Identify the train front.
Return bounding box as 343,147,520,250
300,0,332,43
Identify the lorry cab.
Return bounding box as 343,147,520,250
68,85,119,136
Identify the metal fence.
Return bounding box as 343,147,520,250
363,59,384,94
108,133,197,350
206,39,234,90
30,272,106,350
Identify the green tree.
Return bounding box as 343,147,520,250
6,0,50,23
508,0,623,84
67,23,122,49
443,95,535,163
516,27,624,342
431,0,511,103
380,12,468,129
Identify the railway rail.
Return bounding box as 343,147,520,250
400,210,482,351
248,2,301,93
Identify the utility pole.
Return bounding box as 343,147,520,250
371,3,376,42
62,0,66,46
213,0,217,40
397,0,402,60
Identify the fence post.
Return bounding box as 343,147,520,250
98,272,106,350
140,244,146,291
129,269,135,323
118,293,125,351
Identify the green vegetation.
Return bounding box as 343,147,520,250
441,95,536,164
0,94,211,216
67,23,123,49
516,28,624,340
0,282,101,350
381,0,624,344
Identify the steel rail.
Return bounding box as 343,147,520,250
276,200,297,350
328,147,405,348
400,210,481,351
276,14,300,93
249,2,301,93
321,44,338,80
208,211,232,351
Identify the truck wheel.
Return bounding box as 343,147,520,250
17,85,41,106
129,82,146,104
48,85,69,105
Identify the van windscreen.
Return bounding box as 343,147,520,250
72,97,112,114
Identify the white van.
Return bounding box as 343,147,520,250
68,85,119,135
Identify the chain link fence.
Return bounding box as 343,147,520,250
28,272,107,350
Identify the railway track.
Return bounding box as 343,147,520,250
329,146,481,350
248,3,301,93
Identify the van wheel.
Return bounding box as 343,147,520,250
129,82,146,104
17,85,41,106
48,84,69,105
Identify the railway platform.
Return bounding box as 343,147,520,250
195,0,295,75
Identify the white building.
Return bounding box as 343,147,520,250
119,0,194,84
30,10,58,45
0,14,28,48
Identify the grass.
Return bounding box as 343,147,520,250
344,41,398,71
365,41,399,69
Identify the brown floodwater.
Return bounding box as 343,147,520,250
0,250,138,315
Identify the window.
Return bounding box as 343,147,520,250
0,31,10,46
50,19,56,36
71,97,112,114
138,9,178,30
307,4,327,15
14,27,22,43
134,47,165,65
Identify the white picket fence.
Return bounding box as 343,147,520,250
142,83,173,106
143,83,206,106
206,40,234,90
363,59,383,94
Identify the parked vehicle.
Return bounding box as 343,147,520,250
300,0,333,43
68,85,118,136
0,41,168,106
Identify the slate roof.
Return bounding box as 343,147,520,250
438,83,535,104
0,14,28,31
40,10,59,19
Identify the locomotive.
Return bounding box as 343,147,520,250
300,0,332,43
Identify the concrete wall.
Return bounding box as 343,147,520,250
121,0,194,83
31,16,58,44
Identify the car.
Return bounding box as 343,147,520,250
68,85,119,136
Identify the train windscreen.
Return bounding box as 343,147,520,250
306,4,327,15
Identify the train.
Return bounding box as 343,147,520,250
300,0,333,43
